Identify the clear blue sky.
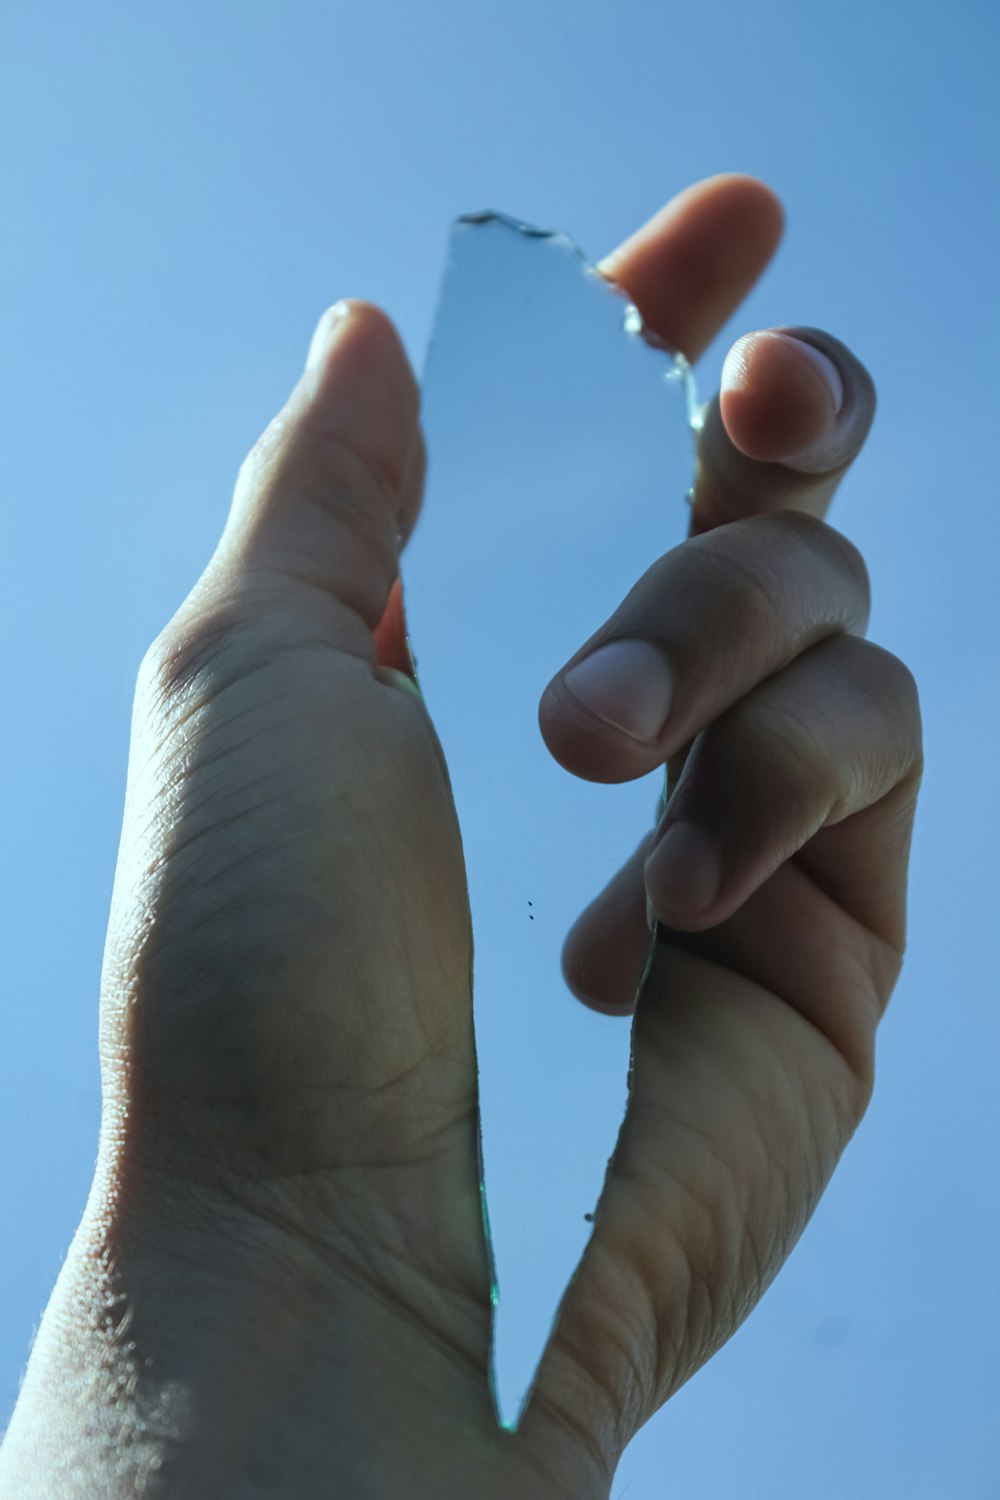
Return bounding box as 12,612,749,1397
2,1,998,1494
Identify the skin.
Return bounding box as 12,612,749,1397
0,174,921,1498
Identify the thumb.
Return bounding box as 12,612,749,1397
208,300,423,659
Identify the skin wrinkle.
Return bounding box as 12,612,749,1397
663,917,881,1096
157,680,332,775
241,1207,488,1382
746,643,920,825
238,416,410,606
689,516,869,641
106,1141,492,1365
597,1186,713,1410
708,526,859,694
130,720,452,1026
273,485,399,610
242,373,414,520
616,1116,800,1405
671,915,879,1095
142,649,301,756
655,636,918,950
607,510,870,673
141,783,291,881
535,1389,620,1485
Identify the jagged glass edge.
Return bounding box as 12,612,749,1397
411,211,702,1434
425,210,704,434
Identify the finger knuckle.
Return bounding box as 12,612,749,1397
817,523,871,616
299,431,401,527
139,597,263,708
844,638,922,732
686,537,791,655
240,428,401,614
237,408,294,495
760,512,872,623
732,687,834,788
878,646,921,721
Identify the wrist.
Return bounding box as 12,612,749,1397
1,1153,612,1500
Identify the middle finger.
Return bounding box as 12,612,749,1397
538,509,870,786
689,326,878,536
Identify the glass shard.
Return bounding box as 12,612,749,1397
404,213,698,1429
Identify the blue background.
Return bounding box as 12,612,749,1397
2,1,998,1494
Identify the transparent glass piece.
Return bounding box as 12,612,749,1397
404,213,698,1429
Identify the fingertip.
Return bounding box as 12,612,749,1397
691,326,877,530
563,966,637,1018
644,820,724,930
601,173,785,271
597,173,786,361
720,330,845,466
693,172,786,244
305,301,352,370
560,845,655,1015
220,298,424,636
306,298,410,377
302,298,420,493
538,677,669,785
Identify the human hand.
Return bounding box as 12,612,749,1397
0,175,920,1499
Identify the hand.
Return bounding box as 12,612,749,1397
0,175,920,1499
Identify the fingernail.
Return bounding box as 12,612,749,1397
722,330,844,414
305,301,351,371
563,639,675,744
772,332,844,414
644,820,722,917
778,336,847,473
722,330,848,475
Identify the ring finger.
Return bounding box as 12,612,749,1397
561,634,920,1013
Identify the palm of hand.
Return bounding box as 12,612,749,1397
97,177,919,1490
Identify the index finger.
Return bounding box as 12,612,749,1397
598,174,785,363
600,180,877,536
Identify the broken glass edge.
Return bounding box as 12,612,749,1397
410,208,705,697
410,210,703,1434
428,211,704,434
